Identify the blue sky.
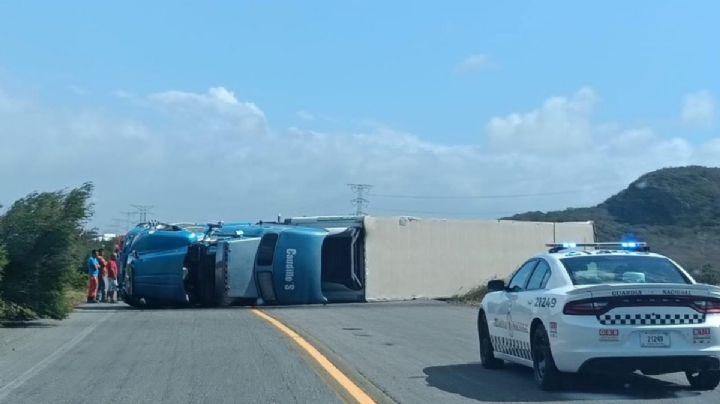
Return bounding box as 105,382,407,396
0,1,718,231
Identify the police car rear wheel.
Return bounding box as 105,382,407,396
686,370,720,390
478,312,503,369
532,324,562,391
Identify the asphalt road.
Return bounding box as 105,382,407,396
268,301,720,403
2,301,720,403
0,305,342,404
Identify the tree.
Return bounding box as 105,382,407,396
0,244,7,315
0,183,94,320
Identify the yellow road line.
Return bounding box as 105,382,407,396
251,309,376,404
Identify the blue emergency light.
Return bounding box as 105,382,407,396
546,241,649,253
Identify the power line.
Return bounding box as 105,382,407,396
110,218,127,232
121,211,138,230
130,204,155,222
368,185,620,200
372,207,518,217
348,184,372,216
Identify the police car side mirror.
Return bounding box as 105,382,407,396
487,279,506,292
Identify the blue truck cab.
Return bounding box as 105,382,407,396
120,217,366,307
121,223,198,306
118,223,152,280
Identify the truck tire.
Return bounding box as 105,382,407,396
212,263,226,306
198,262,225,307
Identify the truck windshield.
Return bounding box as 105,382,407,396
560,255,691,285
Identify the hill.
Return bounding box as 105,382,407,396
507,166,720,284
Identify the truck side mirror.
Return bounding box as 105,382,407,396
487,279,506,292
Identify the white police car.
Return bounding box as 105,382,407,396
477,242,720,391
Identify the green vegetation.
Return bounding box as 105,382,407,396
0,183,96,321
450,284,489,305
509,166,720,284
454,165,720,302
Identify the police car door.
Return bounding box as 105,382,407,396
495,260,537,360
511,259,552,360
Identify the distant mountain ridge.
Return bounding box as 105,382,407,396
507,166,720,283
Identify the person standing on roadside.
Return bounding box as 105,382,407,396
87,250,100,303
97,248,108,302
107,253,119,303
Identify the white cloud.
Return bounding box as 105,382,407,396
147,86,268,136
486,87,596,153
454,54,492,74
1,84,719,231
296,110,316,121
149,86,261,114
681,90,716,127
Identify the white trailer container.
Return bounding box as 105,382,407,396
362,216,594,301
286,216,595,302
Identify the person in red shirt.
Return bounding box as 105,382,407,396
107,253,119,303
97,248,108,302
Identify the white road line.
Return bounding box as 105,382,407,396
0,312,112,402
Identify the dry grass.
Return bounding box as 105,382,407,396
447,284,490,305
64,288,87,311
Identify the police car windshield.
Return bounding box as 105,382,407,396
560,255,691,285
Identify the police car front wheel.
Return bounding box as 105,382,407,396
686,370,720,391
478,312,503,369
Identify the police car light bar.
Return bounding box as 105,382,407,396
546,242,649,253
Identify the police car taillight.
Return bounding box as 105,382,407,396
696,298,720,314
708,300,720,314
563,298,608,315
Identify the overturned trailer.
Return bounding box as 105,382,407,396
285,216,595,301
120,216,594,307
121,220,366,307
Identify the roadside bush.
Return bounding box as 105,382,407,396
694,264,720,286
451,284,490,304
0,183,94,321
0,244,10,318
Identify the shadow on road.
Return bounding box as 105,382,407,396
75,304,134,311
0,321,58,328
423,363,702,402
75,303,258,313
